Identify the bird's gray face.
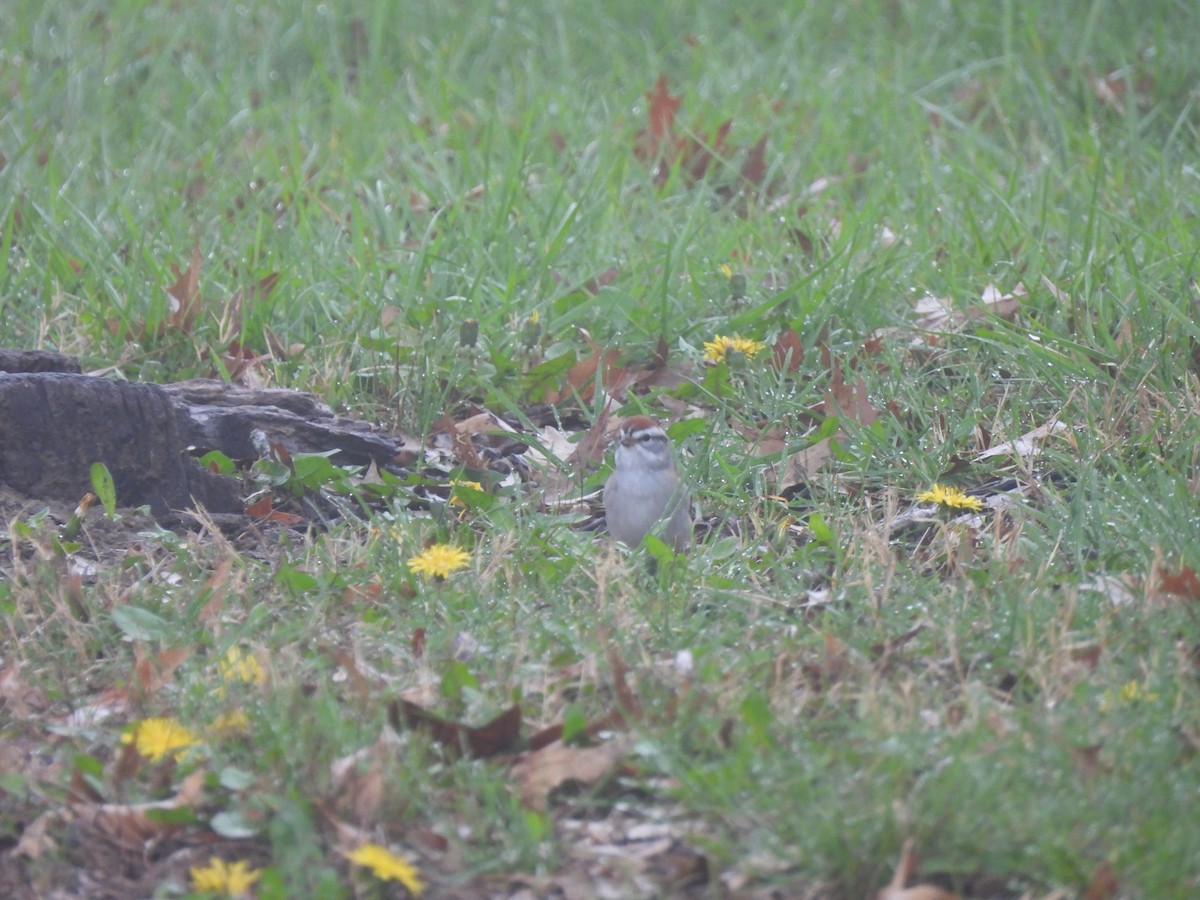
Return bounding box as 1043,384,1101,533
616,425,673,470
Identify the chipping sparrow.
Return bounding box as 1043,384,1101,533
603,415,692,551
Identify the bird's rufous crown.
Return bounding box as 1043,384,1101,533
620,415,661,434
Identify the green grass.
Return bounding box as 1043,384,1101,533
3,0,1200,896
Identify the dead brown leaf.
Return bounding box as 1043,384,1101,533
1082,859,1119,900
876,839,960,900
329,727,403,826
636,74,682,163
979,281,1026,319
606,643,642,719
527,708,625,753
510,734,634,811
822,359,882,428
772,328,804,372
643,839,710,892
68,764,105,804
974,420,1070,462
1039,273,1071,305
871,623,927,668
57,686,133,729
912,283,1027,334
15,769,205,859
580,265,622,295
1069,643,1103,669
798,632,851,692
329,647,375,702
219,271,280,345
165,239,203,332
245,495,273,520
1092,73,1128,115
567,409,611,469
197,554,236,624
435,413,486,470
730,420,787,458
133,646,191,697
453,409,526,448
388,699,522,759
632,75,773,202
1070,743,1112,782
780,436,836,485
0,662,51,717
544,338,624,405
1156,561,1200,602
217,339,272,387
680,119,731,182
739,133,769,188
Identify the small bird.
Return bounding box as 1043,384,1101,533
603,415,692,551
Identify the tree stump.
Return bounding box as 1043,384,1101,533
0,373,243,515
0,363,406,519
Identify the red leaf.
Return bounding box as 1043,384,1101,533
1159,564,1200,601
645,74,681,143
634,75,684,172
246,496,274,519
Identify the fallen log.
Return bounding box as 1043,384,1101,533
0,348,82,374
161,378,401,468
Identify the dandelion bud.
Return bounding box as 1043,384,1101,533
521,311,541,348
459,317,479,348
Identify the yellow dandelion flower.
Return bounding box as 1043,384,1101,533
121,717,199,763
1099,679,1159,712
346,843,424,895
702,334,767,363
210,709,251,735
407,543,471,579
190,857,261,895
916,484,983,512
718,263,734,278
219,647,266,686
1123,680,1158,702
449,479,485,510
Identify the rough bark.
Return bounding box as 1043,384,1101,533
0,348,83,374
162,378,400,468
0,366,404,518
0,373,242,515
